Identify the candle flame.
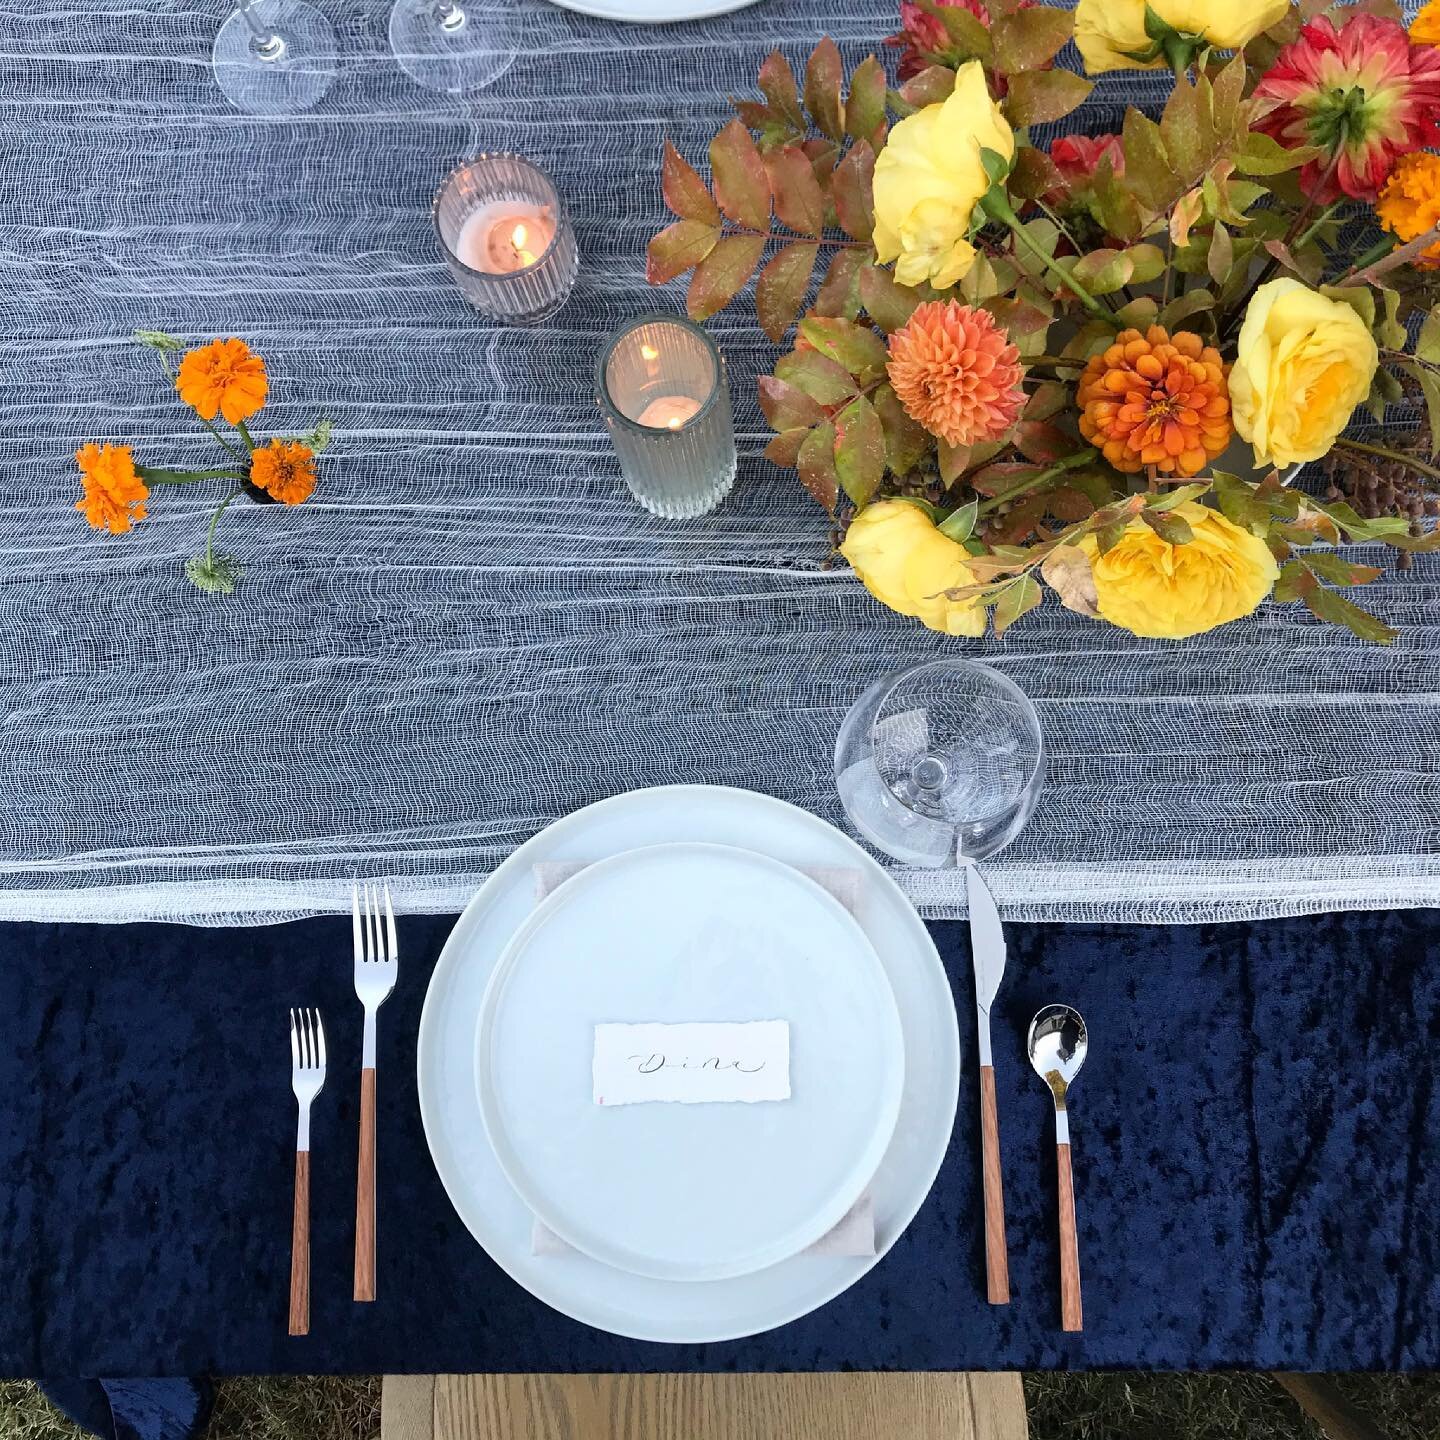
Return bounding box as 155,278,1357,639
667,415,684,430
511,222,538,268
640,344,659,361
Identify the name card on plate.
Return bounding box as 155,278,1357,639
593,1021,790,1106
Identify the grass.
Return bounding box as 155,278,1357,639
3,1372,1439,1440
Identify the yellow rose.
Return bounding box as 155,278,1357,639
1074,502,1279,639
1074,0,1290,73
1229,279,1378,470
872,61,1013,290
840,500,987,636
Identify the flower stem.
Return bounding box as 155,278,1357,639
201,416,247,460
1340,224,1440,286
1334,436,1440,484
236,419,258,452
206,487,245,568
1294,202,1342,252
138,465,248,484
982,190,1121,329
975,448,1098,517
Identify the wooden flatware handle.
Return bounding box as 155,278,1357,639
1057,1141,1082,1332
355,1067,376,1302
978,1065,1010,1305
289,1150,310,1336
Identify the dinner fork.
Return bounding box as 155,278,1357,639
353,882,398,1302
289,1007,326,1337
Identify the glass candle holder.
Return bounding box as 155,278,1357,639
433,154,579,324
596,314,737,519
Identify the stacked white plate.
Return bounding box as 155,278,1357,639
416,785,960,1342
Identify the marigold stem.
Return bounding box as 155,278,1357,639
206,487,246,568
138,466,248,484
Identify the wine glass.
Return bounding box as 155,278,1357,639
834,658,1044,867
389,0,517,94
212,0,339,115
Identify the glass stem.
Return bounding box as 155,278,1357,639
236,0,285,62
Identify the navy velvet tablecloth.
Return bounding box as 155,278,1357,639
3,908,1437,1381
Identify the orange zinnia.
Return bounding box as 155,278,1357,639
175,338,268,425
75,443,148,534
250,439,317,505
1076,326,1232,477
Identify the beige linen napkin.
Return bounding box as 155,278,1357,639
527,858,876,1259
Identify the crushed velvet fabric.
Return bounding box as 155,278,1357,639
1,910,1434,1378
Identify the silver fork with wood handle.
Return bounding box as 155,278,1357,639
352,882,398,1302
966,863,1010,1305
289,1007,326,1337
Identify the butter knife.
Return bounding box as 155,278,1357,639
966,862,1010,1305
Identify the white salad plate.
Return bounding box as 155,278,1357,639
547,0,762,21
416,785,961,1343
474,842,905,1283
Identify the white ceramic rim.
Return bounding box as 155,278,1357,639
472,840,906,1282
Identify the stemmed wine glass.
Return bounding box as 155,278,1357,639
212,0,339,115
834,658,1044,867
389,0,517,94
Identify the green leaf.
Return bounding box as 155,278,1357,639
1320,284,1376,331
1003,70,1091,128
1399,360,1440,459
1272,558,1310,604
184,552,241,595
1211,470,1270,533
1207,223,1234,286
1145,481,1211,511
1141,508,1194,544
1303,552,1383,587
813,247,867,321
991,6,1072,71
757,51,805,129
774,347,858,405
764,427,810,469
757,374,825,433
1418,308,1440,364
764,146,825,238
1159,287,1215,330
873,383,930,474
646,218,721,285
1301,582,1398,644
917,0,991,59
709,120,771,230
1235,131,1320,176
289,417,333,454
686,233,765,320
899,65,957,109
993,574,1043,636
797,419,840,510
661,140,720,224
859,265,925,333
938,499,978,542
1378,287,1407,352
834,395,885,506
1009,145,1064,204
1013,421,1071,463
804,37,845,142
832,141,876,242
134,329,182,352
798,315,888,383
1113,295,1159,329
845,55,887,146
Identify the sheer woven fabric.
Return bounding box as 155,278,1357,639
0,1,1436,925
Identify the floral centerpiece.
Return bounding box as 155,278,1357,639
647,0,1440,642
75,333,329,595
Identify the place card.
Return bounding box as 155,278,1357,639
593,1021,790,1106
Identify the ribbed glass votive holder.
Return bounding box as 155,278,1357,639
595,314,737,519
432,153,578,324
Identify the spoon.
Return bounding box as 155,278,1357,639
1027,1004,1088,1333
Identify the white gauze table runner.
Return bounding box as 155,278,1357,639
0,0,1436,926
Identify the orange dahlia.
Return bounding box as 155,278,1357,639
249,439,316,505
1376,151,1440,267
175,338,268,425
1077,326,1232,477
886,300,1025,449
75,443,148,534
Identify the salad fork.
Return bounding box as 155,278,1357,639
289,1007,326,1337
353,882,398,1302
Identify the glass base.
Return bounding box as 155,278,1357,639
213,0,338,116
390,0,517,94
625,454,738,521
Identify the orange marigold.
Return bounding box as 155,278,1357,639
886,300,1026,448
1077,325,1232,477
175,338,268,425
1413,0,1440,47
75,442,148,534
1376,151,1440,267
250,439,316,505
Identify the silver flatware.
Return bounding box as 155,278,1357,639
288,1007,326,1337
1027,1004,1088,1332
352,882,398,1302
966,862,1010,1305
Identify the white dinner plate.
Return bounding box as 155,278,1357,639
417,785,961,1343
475,842,905,1282
546,0,762,21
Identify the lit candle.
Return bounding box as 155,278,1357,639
636,394,702,430
455,203,557,275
